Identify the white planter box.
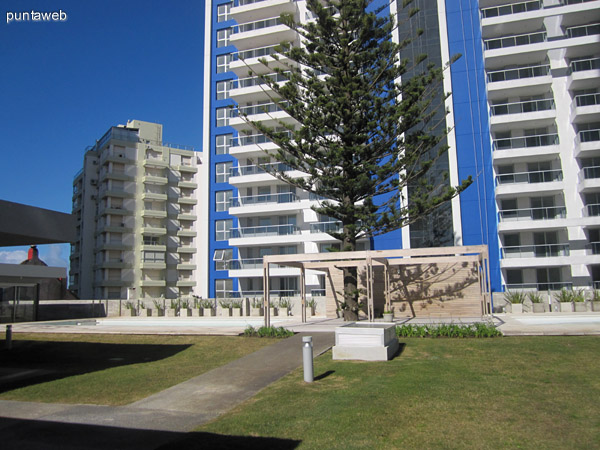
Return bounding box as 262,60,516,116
232,308,242,317
332,322,399,361
511,303,523,314
250,307,263,317
560,302,573,313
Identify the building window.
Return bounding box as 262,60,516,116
216,107,231,127
143,251,165,263
217,28,231,48
216,134,233,155
214,248,233,270
215,162,232,183
215,219,233,241
217,2,232,22
215,278,233,298
216,190,232,212
216,54,231,73
216,80,232,100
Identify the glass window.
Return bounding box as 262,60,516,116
217,2,231,22
215,162,232,183
215,278,233,298
217,28,231,48
216,134,233,155
216,80,232,100
216,190,232,211
216,107,231,127
215,219,233,241
214,248,233,270
216,54,232,74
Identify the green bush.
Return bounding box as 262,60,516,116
528,292,543,304
504,291,526,304
243,326,294,338
395,323,502,338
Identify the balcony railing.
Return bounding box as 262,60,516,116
235,44,278,61
579,129,600,143
566,23,600,39
481,1,541,19
493,133,559,150
576,93,600,107
586,241,600,254
502,243,570,258
498,206,566,221
583,166,600,179
235,72,290,89
241,290,300,298
570,57,600,72
236,102,288,116
505,282,572,291
230,192,299,206
235,16,284,34
586,203,600,216
229,224,300,238
487,64,550,83
230,162,292,177
491,98,554,116
496,169,562,184
484,31,546,50
310,221,343,233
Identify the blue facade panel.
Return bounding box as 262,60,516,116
445,0,502,292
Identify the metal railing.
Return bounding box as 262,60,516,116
576,93,600,107
583,166,600,179
570,57,600,72
235,44,279,61
481,0,541,19
496,169,562,184
235,71,290,89
502,243,570,258
484,31,546,50
230,192,299,206
586,241,600,254
491,98,554,115
230,162,292,177
498,205,566,221
237,101,288,116
310,221,343,233
487,64,549,83
579,129,600,143
235,16,284,34
229,224,300,238
586,203,600,216
566,23,600,39
493,133,559,150
505,282,572,290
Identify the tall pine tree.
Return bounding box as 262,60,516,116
237,0,472,320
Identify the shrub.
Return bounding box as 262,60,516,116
572,290,586,303
231,299,243,309
527,292,543,304
218,299,231,308
251,298,263,308
554,288,573,303
170,299,180,309
504,291,526,304
152,299,163,310
243,326,294,338
395,323,502,338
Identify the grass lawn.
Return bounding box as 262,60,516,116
190,336,600,450
0,333,273,405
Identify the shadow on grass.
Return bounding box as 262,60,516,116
0,340,191,393
314,370,335,381
390,342,406,360
0,417,300,450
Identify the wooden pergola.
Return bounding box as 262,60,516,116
262,245,492,327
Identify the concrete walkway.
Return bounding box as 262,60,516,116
0,332,334,450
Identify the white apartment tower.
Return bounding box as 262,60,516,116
70,120,207,300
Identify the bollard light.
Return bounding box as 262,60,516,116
303,336,314,383
6,324,12,350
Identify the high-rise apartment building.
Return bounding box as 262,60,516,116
203,0,502,298
70,120,207,300
203,0,600,298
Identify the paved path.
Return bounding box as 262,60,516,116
0,332,334,450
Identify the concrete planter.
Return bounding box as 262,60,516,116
191,308,200,317
182,308,192,317
220,308,231,317
510,303,523,314
201,307,216,317
592,301,600,312
143,308,152,317
532,303,544,313
574,302,587,312
129,308,138,317
269,307,278,317
333,322,399,361
232,307,242,317
166,308,179,317
560,302,573,313
250,307,263,317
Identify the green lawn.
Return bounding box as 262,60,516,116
0,333,273,405
190,336,600,450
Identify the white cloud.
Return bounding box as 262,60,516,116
0,250,28,264
39,244,68,268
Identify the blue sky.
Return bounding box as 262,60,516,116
0,0,205,267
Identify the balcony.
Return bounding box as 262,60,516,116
232,16,296,51
498,206,567,222
99,188,134,199
493,133,559,152
95,224,133,235
501,243,570,258
230,224,300,238
571,57,600,73
177,213,197,222
496,169,562,185
577,129,600,155
142,191,167,201
176,280,196,288
141,209,167,219
481,1,541,19
141,226,167,235
177,180,198,189
140,280,166,287
101,207,133,216
143,175,168,185
143,158,168,169
586,241,600,255
177,196,198,205
231,192,299,207
231,0,297,24
484,31,546,51
574,93,600,120
176,246,197,254
177,229,197,237
176,164,198,173
505,282,572,291
566,23,600,39
310,221,343,234
491,98,554,116
585,203,600,216
140,261,167,270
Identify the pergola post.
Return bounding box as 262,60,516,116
366,256,374,322
263,261,270,328
301,266,306,323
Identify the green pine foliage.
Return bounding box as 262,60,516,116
236,0,471,319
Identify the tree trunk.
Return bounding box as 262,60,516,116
342,222,358,321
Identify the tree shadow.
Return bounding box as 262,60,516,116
0,417,301,450
0,340,191,393
314,370,335,381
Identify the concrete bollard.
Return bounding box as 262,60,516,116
6,324,12,350
303,336,314,383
